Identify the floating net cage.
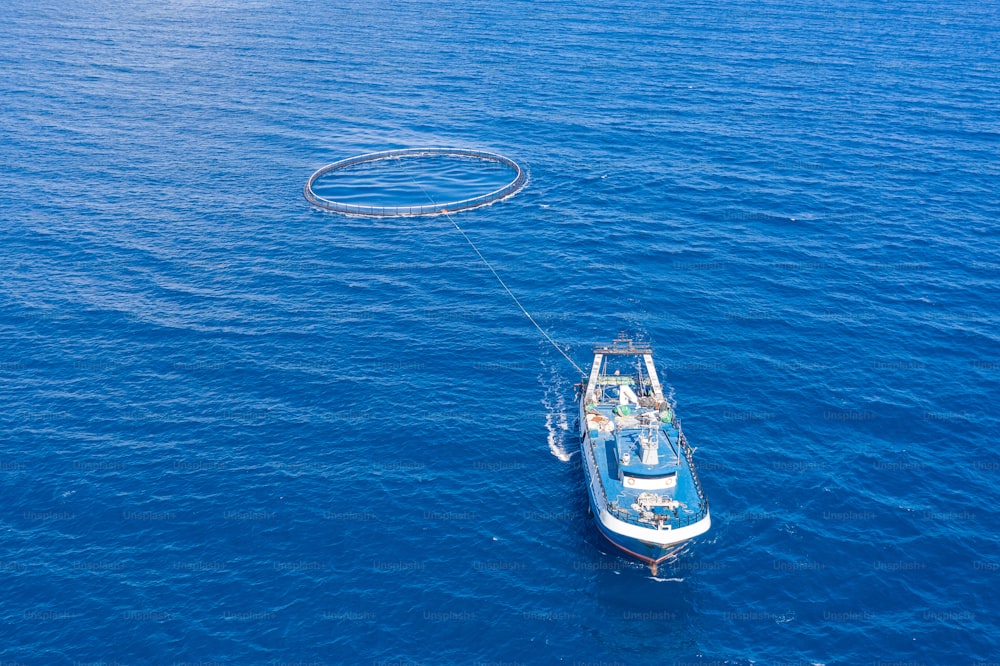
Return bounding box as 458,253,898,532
304,148,526,217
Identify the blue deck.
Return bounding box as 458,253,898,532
584,402,707,529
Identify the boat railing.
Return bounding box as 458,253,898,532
593,332,653,356
676,423,711,519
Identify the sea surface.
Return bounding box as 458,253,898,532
2,0,999,664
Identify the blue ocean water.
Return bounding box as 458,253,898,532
2,0,999,663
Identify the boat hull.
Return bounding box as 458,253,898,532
590,506,689,565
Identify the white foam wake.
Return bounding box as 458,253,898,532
664,382,677,411
546,409,574,462
540,364,577,463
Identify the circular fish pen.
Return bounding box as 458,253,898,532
304,148,526,217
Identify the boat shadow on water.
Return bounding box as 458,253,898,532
581,534,706,656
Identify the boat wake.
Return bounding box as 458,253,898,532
540,363,577,463
663,382,677,411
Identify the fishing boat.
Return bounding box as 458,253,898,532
578,334,711,574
